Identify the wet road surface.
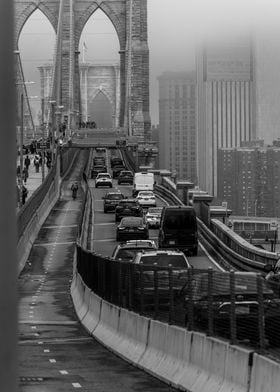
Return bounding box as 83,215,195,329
18,152,178,391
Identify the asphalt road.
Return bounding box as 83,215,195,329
18,151,178,392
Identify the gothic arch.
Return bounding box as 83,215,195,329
91,87,113,106
76,3,126,52
15,3,57,47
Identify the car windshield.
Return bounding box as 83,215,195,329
147,208,162,215
119,201,137,207
121,218,143,227
106,194,123,200
115,249,143,260
139,255,187,267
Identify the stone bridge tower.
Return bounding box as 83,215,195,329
14,0,151,140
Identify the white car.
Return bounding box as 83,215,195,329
136,190,156,207
145,207,163,229
95,173,112,188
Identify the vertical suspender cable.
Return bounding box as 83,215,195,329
0,1,17,391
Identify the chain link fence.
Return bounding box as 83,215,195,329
77,245,280,353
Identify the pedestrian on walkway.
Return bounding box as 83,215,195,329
34,155,40,173
24,155,31,170
22,167,28,184
22,185,28,205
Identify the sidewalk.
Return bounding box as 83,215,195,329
17,154,49,205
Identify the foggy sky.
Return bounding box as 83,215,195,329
19,0,280,126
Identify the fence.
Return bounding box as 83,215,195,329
76,245,280,353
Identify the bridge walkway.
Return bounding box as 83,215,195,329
18,151,177,392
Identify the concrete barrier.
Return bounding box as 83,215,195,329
176,332,206,390
82,291,102,334
153,325,191,386
138,320,168,374
115,308,150,364
92,300,121,351
219,345,253,392
250,353,280,392
71,274,87,320
190,336,228,392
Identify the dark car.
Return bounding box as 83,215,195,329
93,156,105,166
131,250,191,309
115,198,143,222
112,165,126,179
181,271,280,345
111,239,157,261
111,157,124,168
91,165,107,178
103,191,125,213
116,217,149,242
158,205,198,256
118,170,133,185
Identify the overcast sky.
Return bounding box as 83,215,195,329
19,0,280,125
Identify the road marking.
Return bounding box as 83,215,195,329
59,370,69,375
49,359,56,363
93,238,115,242
43,225,78,229
94,222,115,226
72,383,82,388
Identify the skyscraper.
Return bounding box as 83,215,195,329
158,72,197,183
196,37,255,196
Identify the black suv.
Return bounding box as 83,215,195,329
103,191,125,213
118,170,133,185
115,198,143,222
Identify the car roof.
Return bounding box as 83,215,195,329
115,240,156,249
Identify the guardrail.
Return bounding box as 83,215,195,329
17,148,77,274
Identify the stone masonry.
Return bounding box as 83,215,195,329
14,0,151,140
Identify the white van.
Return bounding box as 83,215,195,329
132,172,155,197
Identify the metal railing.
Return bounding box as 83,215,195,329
76,246,280,354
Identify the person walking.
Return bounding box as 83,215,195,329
22,185,28,205
34,155,40,173
71,182,78,199
22,166,28,184
24,155,31,170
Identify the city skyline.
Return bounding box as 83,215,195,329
18,0,280,131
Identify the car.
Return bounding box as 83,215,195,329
145,207,163,229
91,165,107,178
131,249,191,309
111,240,157,261
112,165,126,179
93,157,106,166
158,205,198,255
116,217,149,242
111,157,124,168
136,190,157,207
181,271,280,345
103,190,125,213
118,170,133,185
95,173,112,188
115,198,143,222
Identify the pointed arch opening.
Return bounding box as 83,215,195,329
18,9,55,129
79,8,120,128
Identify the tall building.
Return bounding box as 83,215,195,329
217,144,280,217
196,37,255,196
158,72,197,183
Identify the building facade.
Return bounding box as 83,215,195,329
217,144,280,217
196,37,255,196
158,72,197,183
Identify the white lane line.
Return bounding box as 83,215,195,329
59,370,69,375
93,238,116,242
72,383,82,388
94,222,115,226
43,225,78,229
